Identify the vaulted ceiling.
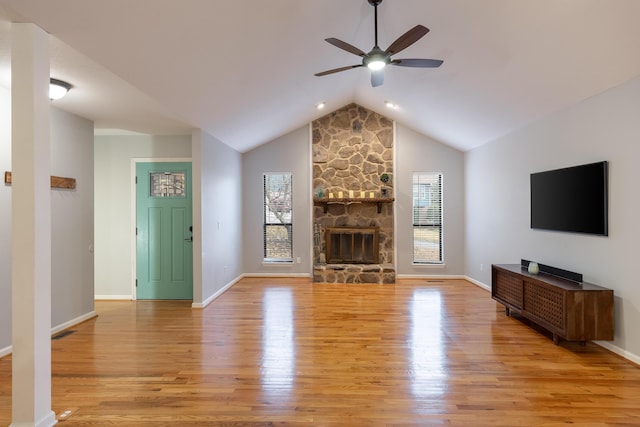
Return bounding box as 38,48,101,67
1,1,640,153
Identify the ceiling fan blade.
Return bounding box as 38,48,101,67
315,64,364,77
371,70,384,87
385,25,430,56
325,38,366,57
391,58,443,68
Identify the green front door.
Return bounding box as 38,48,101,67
136,162,193,300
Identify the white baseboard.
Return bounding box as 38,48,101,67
192,275,243,309
396,274,491,292
242,273,312,278
464,275,491,291
396,274,467,280
0,345,11,358
0,310,98,359
594,341,640,365
94,295,132,300
8,410,58,427
51,310,98,335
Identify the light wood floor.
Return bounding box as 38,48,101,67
1,278,639,426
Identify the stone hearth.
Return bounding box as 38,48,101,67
314,264,396,284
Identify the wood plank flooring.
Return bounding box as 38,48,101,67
1,278,640,426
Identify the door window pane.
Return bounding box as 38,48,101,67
150,172,185,197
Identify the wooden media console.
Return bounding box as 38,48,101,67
492,264,614,345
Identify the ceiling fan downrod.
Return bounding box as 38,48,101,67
369,0,383,47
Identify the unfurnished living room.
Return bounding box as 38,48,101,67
2,1,640,426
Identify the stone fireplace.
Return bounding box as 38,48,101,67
312,103,395,284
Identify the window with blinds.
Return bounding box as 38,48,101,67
412,172,443,263
263,173,293,262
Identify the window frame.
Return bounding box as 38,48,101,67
412,172,443,264
263,172,293,263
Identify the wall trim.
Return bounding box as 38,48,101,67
242,273,312,278
595,341,640,366
192,275,243,309
0,310,98,359
11,411,57,427
397,274,490,291
51,310,98,335
464,275,491,291
0,345,10,358
94,295,132,300
396,274,467,280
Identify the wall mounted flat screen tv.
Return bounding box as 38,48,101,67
530,161,608,236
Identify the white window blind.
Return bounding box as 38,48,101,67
263,173,293,262
412,172,443,263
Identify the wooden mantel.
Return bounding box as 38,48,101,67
4,171,76,189
313,197,394,214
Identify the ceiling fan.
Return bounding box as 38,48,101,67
314,0,443,87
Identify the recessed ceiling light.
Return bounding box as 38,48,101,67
316,102,326,110
385,101,398,109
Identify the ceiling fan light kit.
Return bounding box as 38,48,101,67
314,0,443,87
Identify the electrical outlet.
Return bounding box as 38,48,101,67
480,264,484,271
296,257,301,264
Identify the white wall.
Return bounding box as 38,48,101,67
242,125,312,276
0,85,95,352
193,130,243,305
396,124,465,276
50,108,95,327
94,134,191,297
0,87,12,350
465,75,640,360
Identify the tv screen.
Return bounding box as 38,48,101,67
530,161,608,236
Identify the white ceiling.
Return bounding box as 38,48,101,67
1,0,640,153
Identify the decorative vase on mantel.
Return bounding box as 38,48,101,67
379,173,391,198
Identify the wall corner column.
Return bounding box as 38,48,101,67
191,129,203,306
11,23,57,427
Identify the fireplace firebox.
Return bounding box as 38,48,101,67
325,227,379,264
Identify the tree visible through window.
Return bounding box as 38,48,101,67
412,172,443,263
264,173,293,262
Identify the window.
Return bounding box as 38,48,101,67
149,172,185,197
412,172,443,263
264,173,293,262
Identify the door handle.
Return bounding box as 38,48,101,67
185,237,193,242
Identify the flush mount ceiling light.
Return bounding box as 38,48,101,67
385,101,398,109
49,78,72,100
316,102,326,110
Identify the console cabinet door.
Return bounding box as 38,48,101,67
493,270,523,309
522,280,565,336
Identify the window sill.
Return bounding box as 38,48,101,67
262,261,294,267
412,263,446,268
